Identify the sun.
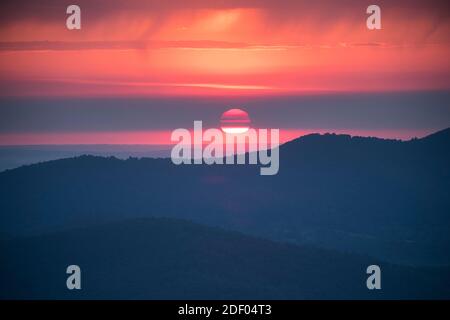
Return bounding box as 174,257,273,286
220,108,251,134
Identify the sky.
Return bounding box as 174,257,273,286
0,0,449,144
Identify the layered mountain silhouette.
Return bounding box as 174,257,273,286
1,217,449,299
0,128,449,289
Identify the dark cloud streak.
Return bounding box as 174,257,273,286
0,92,449,133
0,0,448,26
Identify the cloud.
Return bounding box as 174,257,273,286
0,40,251,51
0,40,436,52
1,0,448,48
1,0,448,26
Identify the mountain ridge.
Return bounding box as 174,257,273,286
2,217,449,299
0,127,449,266
2,127,449,174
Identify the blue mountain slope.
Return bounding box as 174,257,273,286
1,217,449,299
0,128,449,266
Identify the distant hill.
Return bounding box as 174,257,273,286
0,144,171,172
1,217,449,299
0,128,449,266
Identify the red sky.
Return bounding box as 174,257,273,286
0,0,449,144
0,128,434,145
0,0,449,96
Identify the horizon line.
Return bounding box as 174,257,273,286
0,127,446,147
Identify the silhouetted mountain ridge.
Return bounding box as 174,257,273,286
0,128,449,266
1,217,449,299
